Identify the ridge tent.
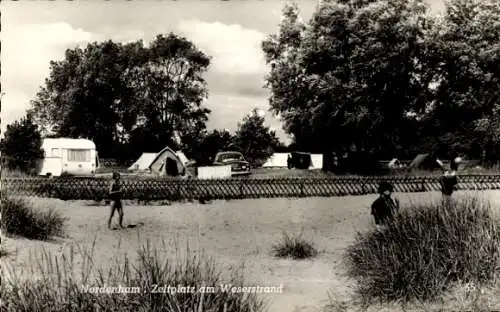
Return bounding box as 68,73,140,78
148,146,187,177
128,153,157,171
175,151,189,166
310,154,323,169
388,158,403,169
262,153,289,168
407,153,442,171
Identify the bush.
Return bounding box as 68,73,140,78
0,115,44,174
272,231,318,260
1,169,32,178
0,196,67,240
345,196,500,303
0,240,267,312
0,246,8,258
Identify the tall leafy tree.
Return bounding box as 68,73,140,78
29,41,143,158
124,34,211,154
28,34,211,159
422,0,500,159
345,0,433,155
262,3,314,150
263,0,434,158
233,109,282,166
194,129,235,166
0,115,44,174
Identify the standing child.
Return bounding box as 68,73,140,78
108,171,124,229
371,182,400,228
440,157,461,199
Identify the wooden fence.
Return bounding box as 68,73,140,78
2,175,500,201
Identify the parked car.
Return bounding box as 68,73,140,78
213,151,251,176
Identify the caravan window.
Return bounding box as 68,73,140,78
67,149,91,162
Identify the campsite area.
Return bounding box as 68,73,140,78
3,191,500,312
97,151,499,180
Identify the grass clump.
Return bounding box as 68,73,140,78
272,231,318,260
0,246,8,258
0,240,267,312
345,196,500,303
1,195,67,240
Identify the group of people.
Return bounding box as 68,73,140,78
370,156,461,228
105,157,462,231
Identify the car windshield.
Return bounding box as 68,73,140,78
217,153,243,162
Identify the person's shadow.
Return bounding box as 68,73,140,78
111,222,145,230
126,222,144,229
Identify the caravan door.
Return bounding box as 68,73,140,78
40,147,63,176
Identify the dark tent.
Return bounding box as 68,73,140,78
407,153,442,171
342,152,386,175
322,151,386,174
322,152,339,172
290,152,312,169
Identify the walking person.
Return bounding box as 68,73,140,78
108,171,125,230
371,182,400,229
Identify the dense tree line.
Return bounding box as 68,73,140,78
9,33,281,170
4,0,499,174
180,110,282,167
262,0,500,164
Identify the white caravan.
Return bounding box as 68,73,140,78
39,138,98,177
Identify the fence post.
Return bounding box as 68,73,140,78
421,177,426,192
300,179,305,197
188,178,195,201
361,178,366,195
176,180,182,201
240,180,244,199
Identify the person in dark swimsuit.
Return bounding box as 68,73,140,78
440,157,461,203
108,171,124,229
371,182,400,227
440,157,460,199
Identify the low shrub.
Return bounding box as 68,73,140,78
1,168,33,178
0,246,8,258
0,195,67,240
0,240,267,312
345,196,500,303
272,231,318,260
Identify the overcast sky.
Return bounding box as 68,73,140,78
0,0,445,143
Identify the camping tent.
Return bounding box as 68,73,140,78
128,153,157,171
310,154,323,169
262,153,289,168
407,154,443,171
388,158,403,169
175,151,189,166
149,146,187,177
290,152,312,169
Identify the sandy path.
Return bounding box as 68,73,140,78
2,191,500,312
